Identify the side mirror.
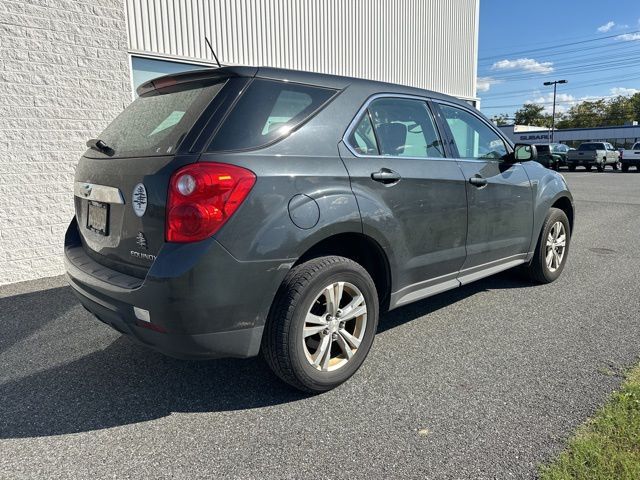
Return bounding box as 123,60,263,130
513,143,537,162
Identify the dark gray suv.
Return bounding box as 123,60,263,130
65,67,574,392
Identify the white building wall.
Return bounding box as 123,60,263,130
0,0,478,285
0,1,131,285
126,0,479,101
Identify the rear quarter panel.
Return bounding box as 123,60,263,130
204,86,367,262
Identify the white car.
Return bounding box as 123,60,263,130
621,142,640,172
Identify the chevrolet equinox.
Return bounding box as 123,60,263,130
65,67,574,392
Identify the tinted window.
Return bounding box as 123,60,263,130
92,79,226,158
348,112,379,155
367,98,444,158
439,104,507,160
536,145,550,153
208,79,336,151
578,143,604,151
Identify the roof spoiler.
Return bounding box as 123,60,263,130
136,66,258,96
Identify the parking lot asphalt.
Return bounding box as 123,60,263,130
1,170,640,479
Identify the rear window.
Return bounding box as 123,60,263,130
207,79,337,152
536,145,550,153
90,79,226,158
578,143,603,151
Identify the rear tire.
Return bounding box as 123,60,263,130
586,165,593,171
613,161,620,171
622,164,629,172
262,256,379,393
523,208,570,284
568,165,576,172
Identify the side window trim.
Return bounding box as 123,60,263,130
426,100,459,159
366,108,382,154
432,100,514,162
343,93,447,160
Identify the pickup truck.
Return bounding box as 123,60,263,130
566,142,620,172
621,142,640,172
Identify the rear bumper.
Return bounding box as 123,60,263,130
566,157,597,166
622,158,640,166
68,280,264,359
64,219,291,359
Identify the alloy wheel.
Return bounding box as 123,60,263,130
302,281,367,372
545,221,567,272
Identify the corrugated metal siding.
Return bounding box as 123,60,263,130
126,0,479,99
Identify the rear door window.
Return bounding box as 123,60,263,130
365,98,444,158
90,79,227,158
207,79,337,151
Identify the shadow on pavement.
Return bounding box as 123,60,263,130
0,269,531,439
0,286,75,354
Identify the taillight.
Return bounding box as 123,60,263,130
166,162,256,243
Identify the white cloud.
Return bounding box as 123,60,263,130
491,58,554,74
525,92,577,115
476,76,503,92
616,32,640,41
610,87,639,96
597,21,615,32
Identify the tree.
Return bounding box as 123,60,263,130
491,113,512,126
512,93,640,130
514,103,551,127
627,93,640,123
604,95,633,126
559,99,607,128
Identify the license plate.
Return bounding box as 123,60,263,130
87,201,109,236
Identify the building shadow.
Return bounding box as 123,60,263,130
0,286,75,354
0,269,533,439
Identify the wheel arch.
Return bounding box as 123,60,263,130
551,195,574,234
294,232,392,312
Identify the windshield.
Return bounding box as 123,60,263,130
89,79,226,158
578,143,603,151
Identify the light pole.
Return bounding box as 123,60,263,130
544,79,567,143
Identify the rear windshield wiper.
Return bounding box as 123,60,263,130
86,138,114,156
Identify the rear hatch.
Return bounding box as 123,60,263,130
73,72,240,278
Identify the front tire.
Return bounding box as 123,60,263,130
586,165,593,171
622,164,629,172
523,208,570,284
262,256,379,393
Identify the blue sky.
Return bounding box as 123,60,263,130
478,0,640,119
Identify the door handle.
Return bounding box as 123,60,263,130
469,175,488,187
371,168,401,184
